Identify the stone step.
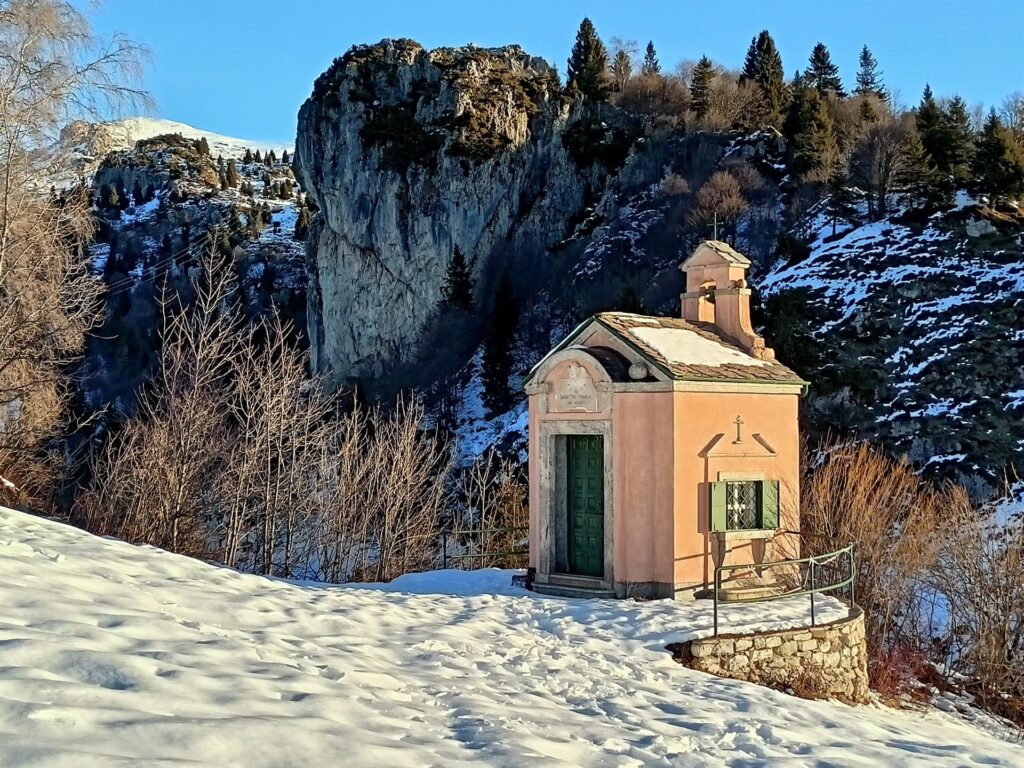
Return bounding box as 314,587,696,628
716,583,785,602
532,582,617,600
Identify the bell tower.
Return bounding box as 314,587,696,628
680,240,775,361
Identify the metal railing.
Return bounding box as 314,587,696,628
441,526,529,570
712,533,855,636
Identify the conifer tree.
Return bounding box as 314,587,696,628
281,149,290,165
243,148,253,163
566,18,611,102
268,149,277,164
858,96,879,125
786,86,838,181
254,149,262,163
610,49,632,92
897,125,945,210
293,200,312,241
689,56,717,122
739,30,786,127
225,159,240,188
440,245,473,310
132,180,144,206
972,111,1024,201
825,172,858,235
641,41,660,76
944,96,975,189
197,136,211,156
217,155,224,171
804,42,845,98
854,45,885,100
482,270,520,417
160,232,173,258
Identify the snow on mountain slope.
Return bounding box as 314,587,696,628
0,507,1016,767
761,207,1024,495
110,117,293,157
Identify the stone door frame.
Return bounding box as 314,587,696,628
536,418,614,592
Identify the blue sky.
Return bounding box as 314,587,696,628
84,0,1023,142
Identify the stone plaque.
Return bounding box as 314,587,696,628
551,363,599,413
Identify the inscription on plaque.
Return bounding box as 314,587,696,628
551,363,599,413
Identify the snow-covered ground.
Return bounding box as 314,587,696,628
0,507,1017,767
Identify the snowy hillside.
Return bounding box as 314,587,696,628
761,204,1024,496
107,117,293,158
0,507,1017,767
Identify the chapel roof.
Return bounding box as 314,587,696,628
593,312,806,385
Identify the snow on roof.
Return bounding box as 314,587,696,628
680,239,752,269
595,312,805,385
629,325,769,368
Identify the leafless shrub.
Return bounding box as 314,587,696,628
687,171,747,237
659,171,690,197
82,252,451,583
449,448,528,568
932,502,1024,721
801,442,951,679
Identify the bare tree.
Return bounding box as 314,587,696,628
849,114,917,220
687,171,748,243
0,0,149,501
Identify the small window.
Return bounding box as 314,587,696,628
710,479,779,532
726,480,761,530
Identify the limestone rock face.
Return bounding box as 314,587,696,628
294,40,597,389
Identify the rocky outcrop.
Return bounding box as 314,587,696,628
294,40,608,390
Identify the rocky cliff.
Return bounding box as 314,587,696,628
294,40,613,391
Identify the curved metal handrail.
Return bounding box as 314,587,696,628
712,538,855,637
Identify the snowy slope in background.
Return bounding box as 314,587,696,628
110,117,293,157
0,508,1017,767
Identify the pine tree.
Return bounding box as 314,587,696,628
854,45,885,100
944,96,975,189
641,41,660,76
689,56,717,122
566,17,611,102
972,110,1024,201
268,149,277,164
897,125,944,210
281,149,290,165
739,30,786,127
610,49,632,92
786,86,838,181
482,270,520,417
804,42,845,98
440,245,473,310
196,136,211,156
825,172,858,235
243,148,253,163
914,85,956,207
858,96,879,125
293,200,312,241
160,232,173,258
225,159,240,188
132,180,144,206
217,155,224,171
254,149,262,163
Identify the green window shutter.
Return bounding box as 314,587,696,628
710,482,727,532
760,480,780,529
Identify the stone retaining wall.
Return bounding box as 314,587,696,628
668,607,869,704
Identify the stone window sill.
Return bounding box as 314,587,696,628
718,529,777,542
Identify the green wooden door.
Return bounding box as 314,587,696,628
567,435,604,577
